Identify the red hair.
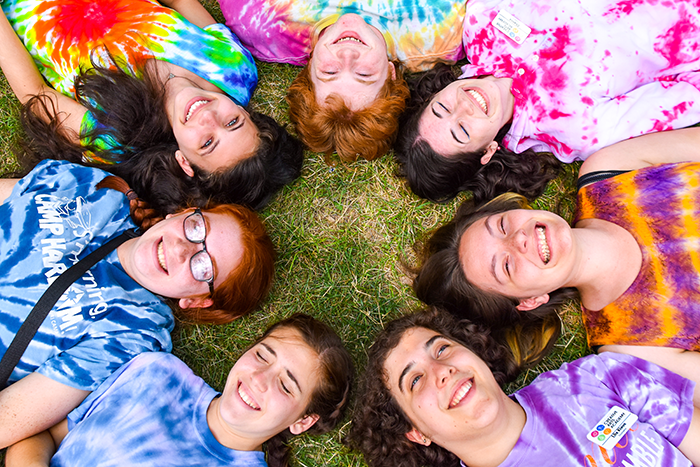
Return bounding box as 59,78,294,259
287,62,409,162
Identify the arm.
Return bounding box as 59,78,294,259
158,0,217,28
4,420,68,467
0,373,89,449
0,178,19,205
678,407,700,465
580,127,700,176
0,8,86,133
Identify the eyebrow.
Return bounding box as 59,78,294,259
262,342,302,393
484,217,503,285
397,334,443,392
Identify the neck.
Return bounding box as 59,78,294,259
568,219,642,310
450,395,526,467
206,397,265,452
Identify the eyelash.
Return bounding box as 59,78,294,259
409,343,449,391
226,117,238,127
256,351,267,363
281,381,291,395
201,138,213,149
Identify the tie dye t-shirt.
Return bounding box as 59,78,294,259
218,0,466,71
462,0,700,162
2,0,257,105
492,353,695,467
53,353,268,467
574,162,700,351
0,160,173,391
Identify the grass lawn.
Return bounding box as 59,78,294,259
0,2,589,465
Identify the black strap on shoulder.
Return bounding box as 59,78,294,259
577,170,630,191
0,229,139,390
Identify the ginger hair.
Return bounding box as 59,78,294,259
287,62,409,162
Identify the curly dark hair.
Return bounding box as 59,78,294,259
394,64,561,204
347,308,520,467
412,193,580,363
260,314,354,467
17,60,303,215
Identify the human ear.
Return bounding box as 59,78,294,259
179,297,214,309
388,62,397,80
516,294,550,311
480,141,499,165
289,414,320,435
405,428,431,446
174,150,195,178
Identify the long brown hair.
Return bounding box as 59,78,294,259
287,61,409,162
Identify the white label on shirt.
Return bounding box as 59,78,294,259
491,10,531,45
586,406,639,451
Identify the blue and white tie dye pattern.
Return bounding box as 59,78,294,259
0,160,173,391
53,353,268,466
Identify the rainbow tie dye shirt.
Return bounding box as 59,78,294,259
575,163,700,351
218,0,466,72
2,0,257,106
463,0,700,162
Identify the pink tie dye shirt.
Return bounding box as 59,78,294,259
463,0,700,161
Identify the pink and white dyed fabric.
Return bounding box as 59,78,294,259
463,0,700,161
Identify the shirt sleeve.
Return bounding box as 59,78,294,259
577,353,696,447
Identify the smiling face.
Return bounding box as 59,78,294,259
459,209,575,304
215,327,321,447
117,209,244,306
310,13,395,111
385,327,509,447
167,84,259,174
419,76,514,159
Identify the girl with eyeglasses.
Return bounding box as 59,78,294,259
5,314,354,467
0,159,275,449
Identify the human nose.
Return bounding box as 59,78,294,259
508,229,528,254
336,47,360,65
250,368,270,393
434,362,455,389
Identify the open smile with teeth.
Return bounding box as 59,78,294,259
334,36,366,46
466,89,488,114
238,383,260,410
186,99,209,122
449,379,473,408
536,226,551,264
157,240,168,273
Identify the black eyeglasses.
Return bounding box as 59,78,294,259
183,208,214,296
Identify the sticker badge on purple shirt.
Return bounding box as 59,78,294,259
587,406,638,451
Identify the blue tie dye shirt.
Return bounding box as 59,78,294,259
0,160,173,391
53,353,268,467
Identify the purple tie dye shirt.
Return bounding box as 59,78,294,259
468,353,694,466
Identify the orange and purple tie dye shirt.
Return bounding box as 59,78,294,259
575,162,700,351
218,0,466,72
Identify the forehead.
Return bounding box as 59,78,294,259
459,215,498,289
385,327,443,384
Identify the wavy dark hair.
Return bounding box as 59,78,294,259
17,60,303,215
348,308,520,467
412,193,579,363
394,63,560,204
260,314,354,467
